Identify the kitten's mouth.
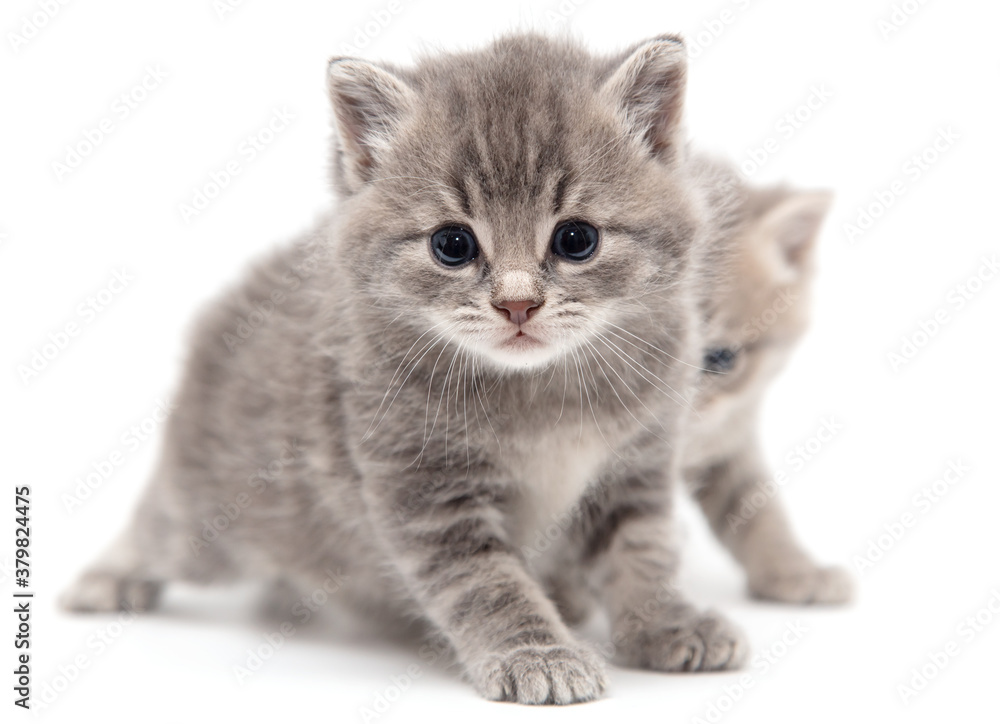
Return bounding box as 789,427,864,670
480,327,559,369
499,330,544,350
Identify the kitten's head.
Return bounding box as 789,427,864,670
327,35,702,371
695,183,832,414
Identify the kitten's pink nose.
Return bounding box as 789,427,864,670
493,299,541,326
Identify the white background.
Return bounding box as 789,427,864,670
2,0,999,722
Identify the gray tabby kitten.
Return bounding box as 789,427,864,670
61,35,837,705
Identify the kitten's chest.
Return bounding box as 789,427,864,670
503,426,611,548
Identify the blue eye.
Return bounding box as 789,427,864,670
703,347,739,374
431,225,478,267
551,221,599,261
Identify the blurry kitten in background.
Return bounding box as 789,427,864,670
684,157,852,604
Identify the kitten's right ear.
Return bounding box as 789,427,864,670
755,190,833,278
327,58,414,185
600,36,688,164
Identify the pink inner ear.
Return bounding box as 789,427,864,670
332,100,371,166
760,193,832,271
331,83,391,171
649,66,686,159
650,83,684,158
328,61,413,176
604,38,687,162
779,215,819,267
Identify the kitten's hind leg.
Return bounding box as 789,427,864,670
61,466,237,613
687,444,853,605
59,524,163,613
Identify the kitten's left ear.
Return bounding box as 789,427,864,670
756,190,833,274
327,58,415,186
600,36,687,163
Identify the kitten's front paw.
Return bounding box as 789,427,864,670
749,565,854,605
471,643,608,705
615,609,747,672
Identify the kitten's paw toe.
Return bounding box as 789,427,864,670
749,565,854,605
473,643,608,705
618,609,748,672
60,571,160,613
